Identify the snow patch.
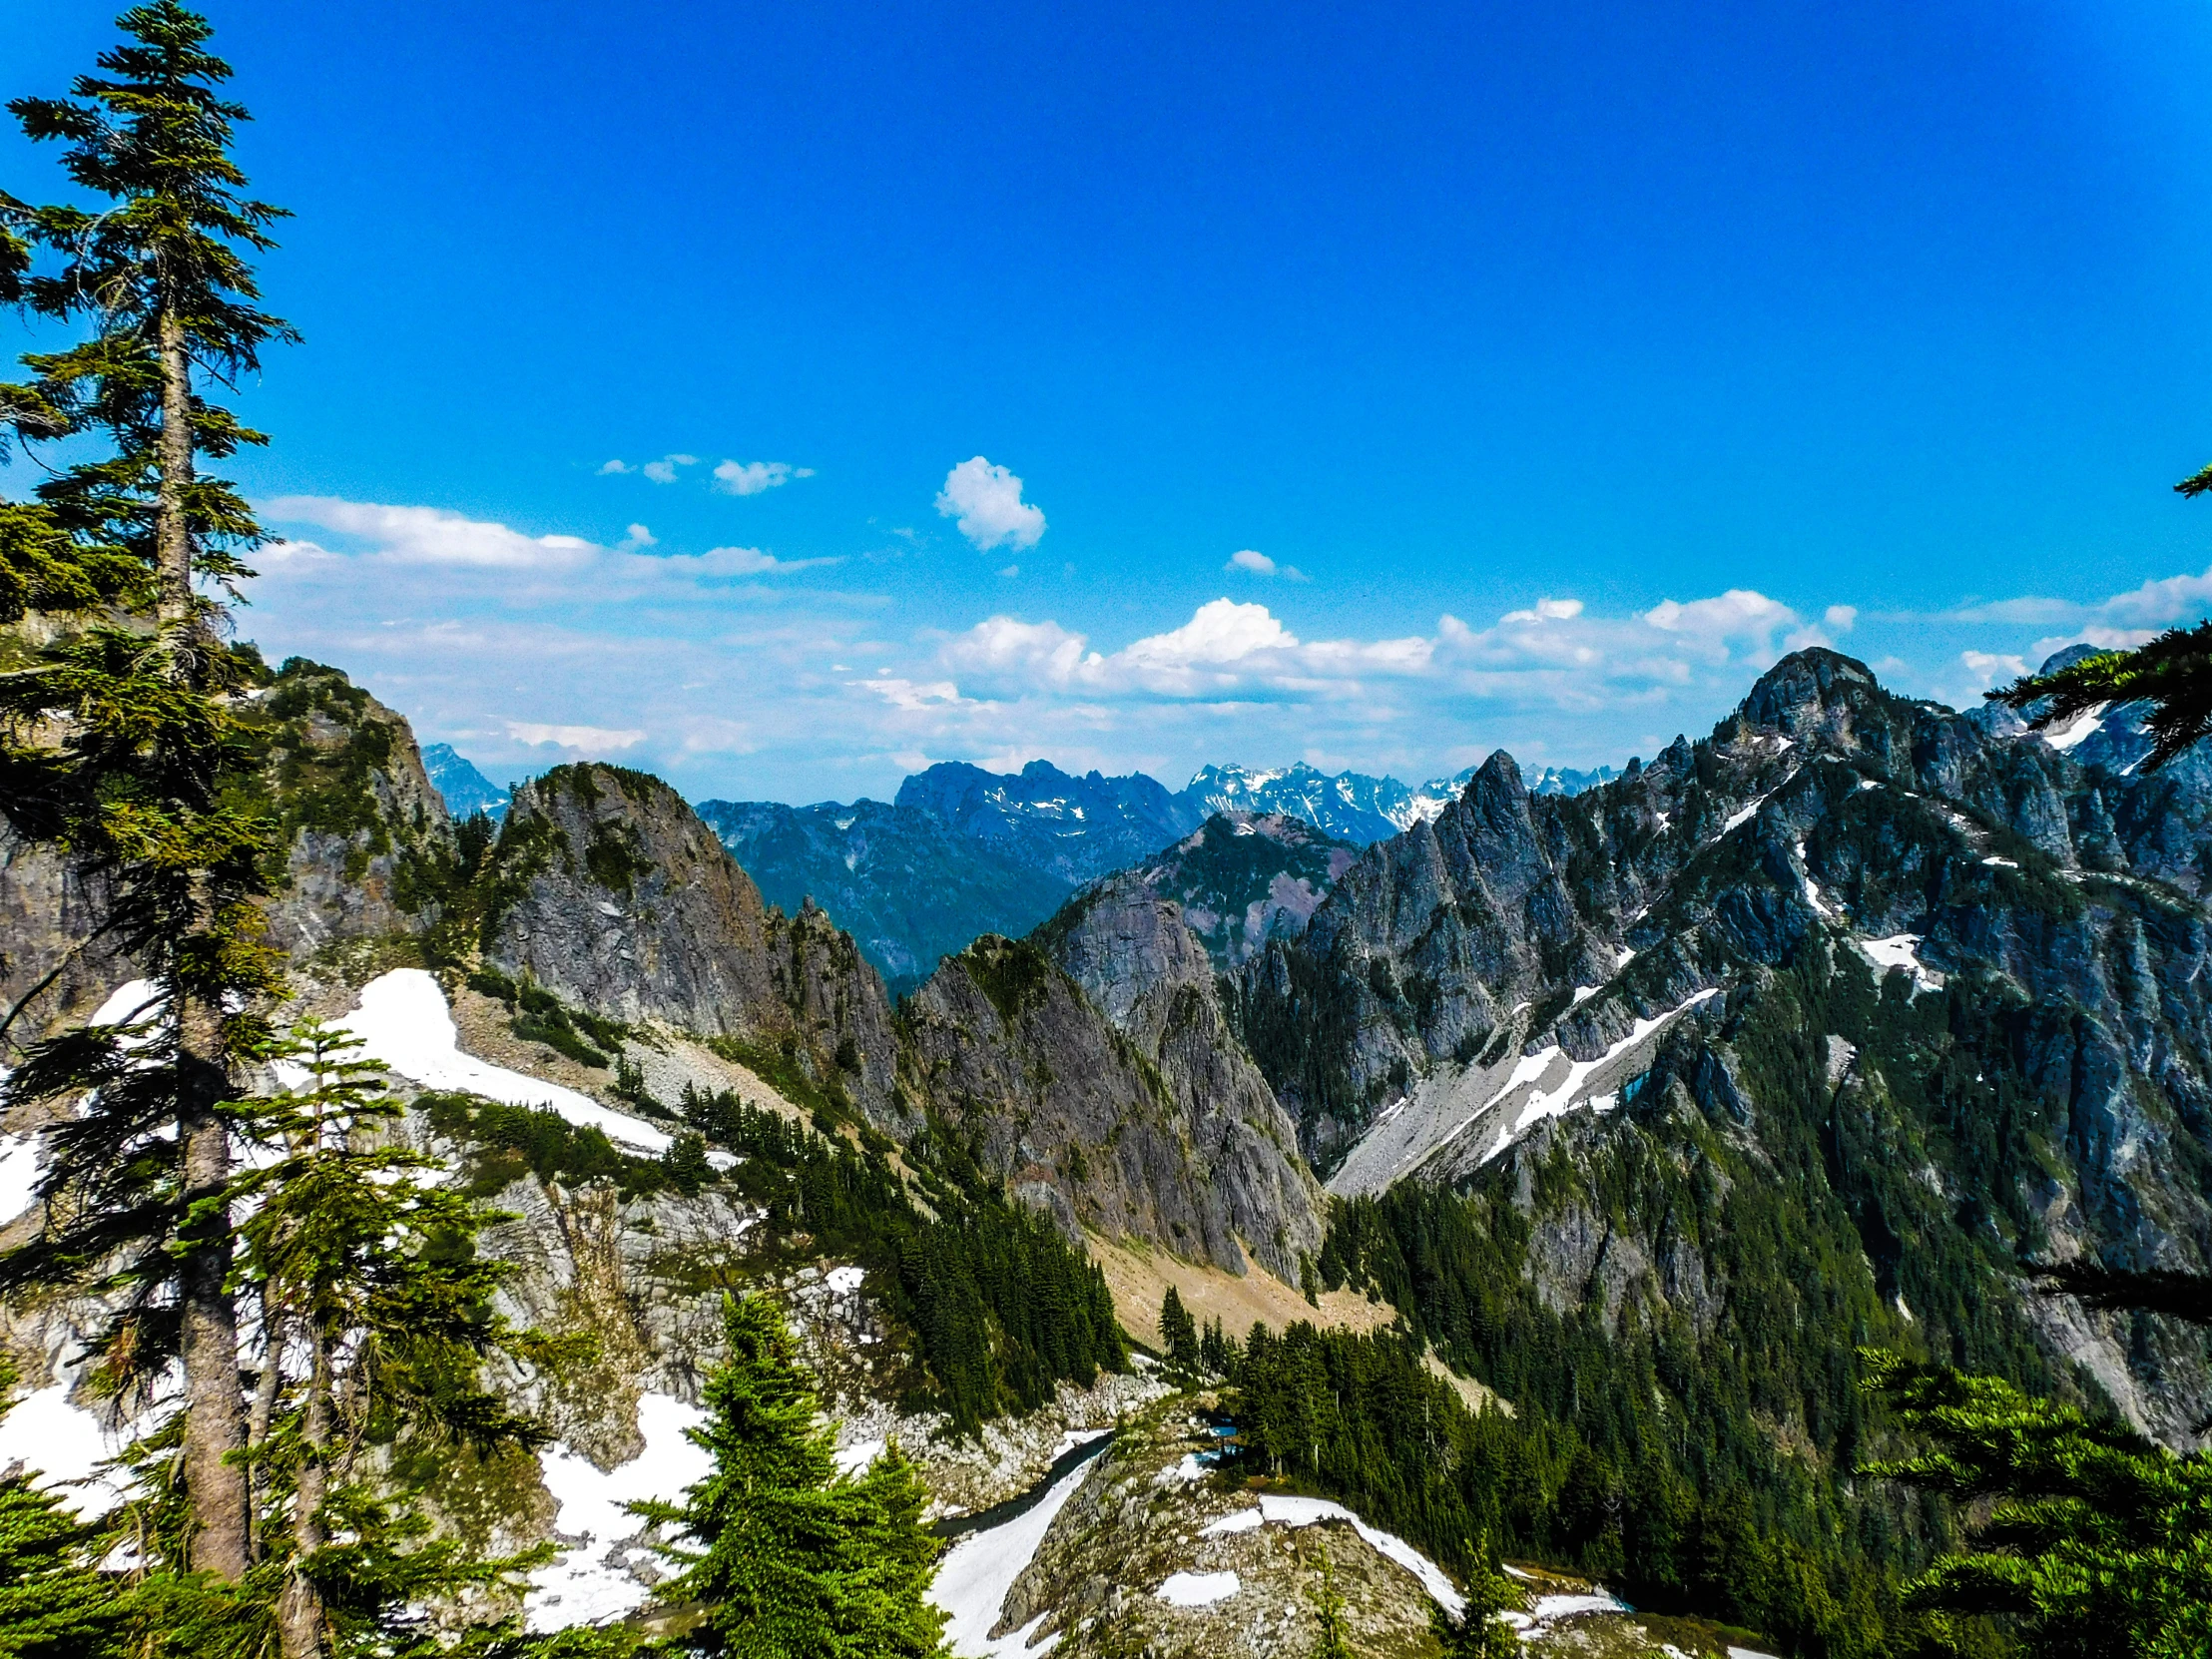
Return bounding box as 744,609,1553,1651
827,1265,865,1295
524,1391,710,1631
1722,797,1767,833
1981,855,2018,869
1532,1591,1631,1619
833,1437,885,1476
2042,703,2109,752
335,970,672,1154
1201,1507,1265,1535
933,1444,1099,1657
1475,990,1721,1166
1857,935,1943,992
0,1382,138,1517
1239,1494,1465,1616
1156,1570,1240,1607
0,1133,41,1224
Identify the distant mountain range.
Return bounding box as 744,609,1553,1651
428,744,1617,990
421,743,512,822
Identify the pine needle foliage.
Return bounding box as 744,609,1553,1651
1989,455,2212,770
231,1020,558,1656
0,1366,126,1659
1987,623,2212,772
1863,1352,2212,1659
0,0,298,1584
642,1294,947,1659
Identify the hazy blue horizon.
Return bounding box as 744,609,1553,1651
9,1,2211,802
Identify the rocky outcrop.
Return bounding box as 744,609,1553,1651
1251,647,2212,1445
1045,875,1324,1280
253,660,456,962
483,764,907,1131
1,657,451,1039
902,935,1274,1275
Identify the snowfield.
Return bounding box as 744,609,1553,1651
524,1391,710,1631
932,1447,1103,1657
1201,1494,1465,1616
1155,1570,1240,1607
334,969,673,1154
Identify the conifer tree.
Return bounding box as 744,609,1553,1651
1864,1351,2212,1658
0,0,295,1583
0,1366,125,1659
644,1294,947,1658
1159,1286,1198,1379
1307,1539,1353,1659
1430,1532,1523,1659
232,1021,555,1659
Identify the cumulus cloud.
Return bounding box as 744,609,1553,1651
940,599,1430,701
506,721,647,751
713,459,816,496
1226,549,1311,582
1960,650,2029,688
1922,562,2212,635
259,498,836,591
597,459,632,475
935,457,1046,551
643,454,698,484
263,497,597,569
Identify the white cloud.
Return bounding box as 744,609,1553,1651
1825,604,1858,634
597,459,632,475
1500,597,1584,624
1228,550,1276,575
1924,563,2212,634
713,459,815,496
935,457,1046,551
506,721,647,751
262,497,595,569
642,454,699,484
259,498,835,591
998,564,1020,578
1960,650,2029,688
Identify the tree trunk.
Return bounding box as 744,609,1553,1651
155,307,196,627
177,1012,250,1580
276,1315,332,1659
247,1286,287,1562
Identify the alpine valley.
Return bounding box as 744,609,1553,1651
2,642,2207,1658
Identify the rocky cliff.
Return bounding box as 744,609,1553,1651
482,763,908,1132
1249,647,2212,1445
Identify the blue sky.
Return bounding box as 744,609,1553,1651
8,1,2212,804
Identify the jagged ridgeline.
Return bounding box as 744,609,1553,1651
1203,647,2212,1652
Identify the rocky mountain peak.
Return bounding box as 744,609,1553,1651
1735,648,1885,742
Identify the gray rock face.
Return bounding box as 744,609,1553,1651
1,659,452,1038
1046,875,1325,1280
902,934,1312,1276
255,663,457,963
485,765,906,1131
1244,647,2212,1443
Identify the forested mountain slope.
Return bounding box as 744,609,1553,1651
1235,647,2212,1446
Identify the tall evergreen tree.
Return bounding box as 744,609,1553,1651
1864,1352,2212,1658
643,1295,947,1658
1159,1286,1198,1379
233,1021,555,1659
0,0,295,1582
